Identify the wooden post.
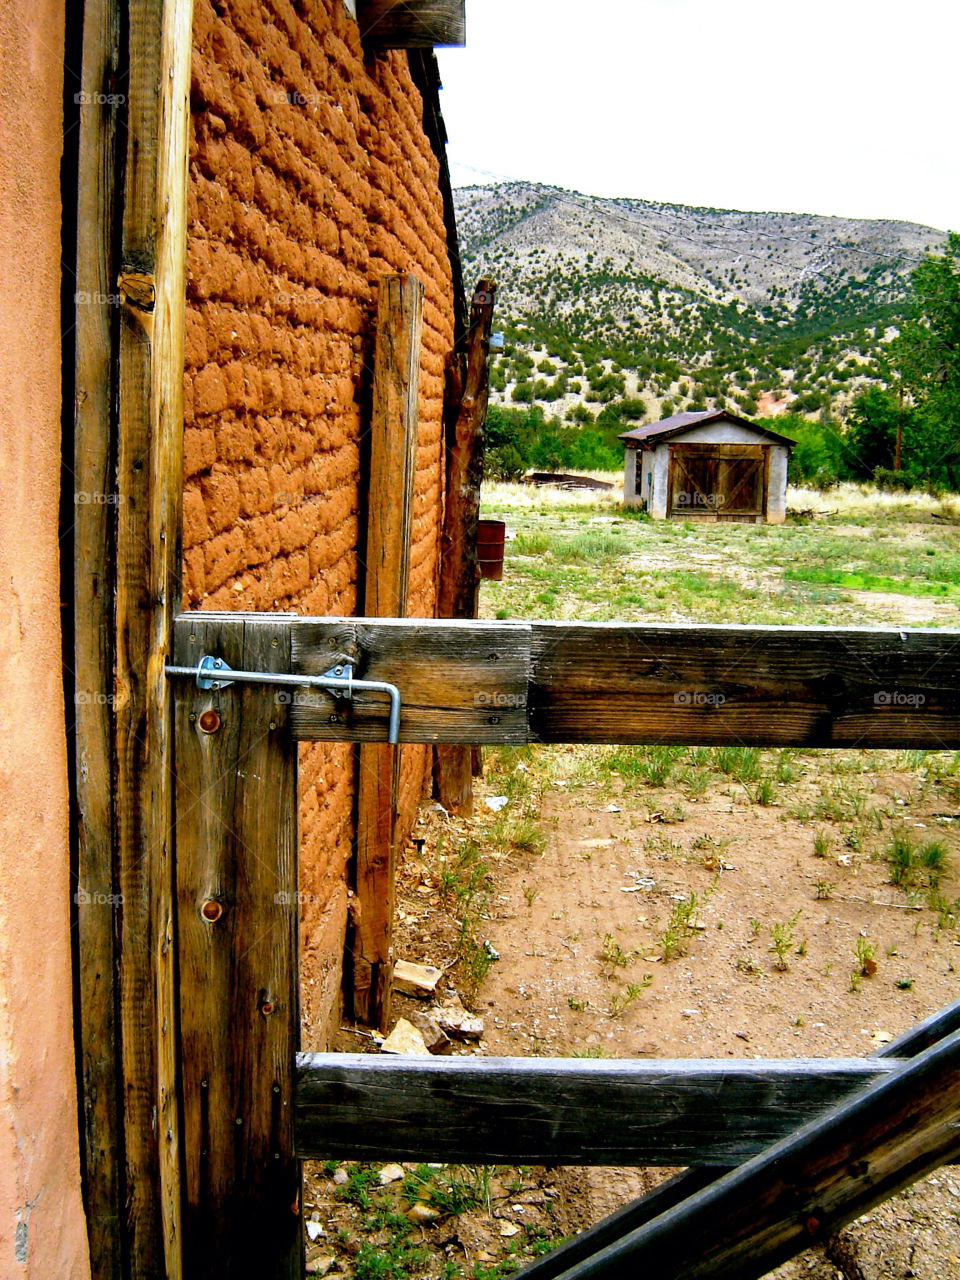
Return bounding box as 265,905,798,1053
113,3,194,1274
72,3,123,1276
173,614,302,1280
434,279,496,814
357,0,466,48
352,274,423,1028
72,1,193,1276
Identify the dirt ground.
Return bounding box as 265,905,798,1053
305,743,960,1279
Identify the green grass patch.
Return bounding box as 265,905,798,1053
783,567,960,599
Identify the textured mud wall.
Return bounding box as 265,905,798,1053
0,0,92,1272
185,0,454,1040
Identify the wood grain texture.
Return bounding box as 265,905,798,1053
353,274,423,1028
435,279,496,812
89,1,193,1275
542,1028,960,1280
284,618,960,747
72,2,123,1275
357,0,466,47
514,994,960,1280
291,618,532,743
173,615,302,1279
294,1055,896,1166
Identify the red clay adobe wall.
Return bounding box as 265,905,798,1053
185,0,454,1041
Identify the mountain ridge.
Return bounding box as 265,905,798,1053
453,181,946,427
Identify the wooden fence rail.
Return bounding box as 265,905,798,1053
289,617,960,746
511,993,960,1280
293,1055,897,1167
529,1025,960,1280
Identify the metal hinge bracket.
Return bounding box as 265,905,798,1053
165,656,401,744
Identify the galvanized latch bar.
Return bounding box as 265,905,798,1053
165,655,401,744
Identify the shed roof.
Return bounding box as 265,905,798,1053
619,409,795,448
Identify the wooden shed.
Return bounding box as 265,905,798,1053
621,409,794,523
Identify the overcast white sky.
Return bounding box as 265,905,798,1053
436,0,957,230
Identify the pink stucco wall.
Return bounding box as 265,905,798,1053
0,2,91,1274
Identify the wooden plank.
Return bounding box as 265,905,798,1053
435,279,497,814
353,274,423,1029
293,1055,896,1166
173,614,302,1279
71,2,123,1275
513,993,960,1280
357,0,465,47
105,1,193,1275
291,618,531,743
283,618,960,748
540,1027,960,1280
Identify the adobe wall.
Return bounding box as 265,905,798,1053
0,0,91,1273
185,0,454,1041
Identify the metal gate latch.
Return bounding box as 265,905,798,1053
165,656,401,744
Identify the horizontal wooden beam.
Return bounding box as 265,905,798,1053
283,618,960,747
510,993,960,1280
293,1055,896,1166
357,0,465,48
541,1028,960,1280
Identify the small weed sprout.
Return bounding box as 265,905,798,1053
813,879,835,900
598,933,633,975
754,778,776,806
813,830,831,858
855,935,878,976
736,953,764,977
609,980,648,1017
659,890,705,961
769,910,802,971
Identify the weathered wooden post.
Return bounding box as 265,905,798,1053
353,274,424,1028
173,614,302,1279
435,279,497,814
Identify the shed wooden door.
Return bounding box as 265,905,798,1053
669,444,767,520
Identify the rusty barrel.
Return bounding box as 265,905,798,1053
477,519,506,580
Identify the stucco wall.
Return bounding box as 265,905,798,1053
185,0,455,1040
768,444,789,523
0,0,91,1273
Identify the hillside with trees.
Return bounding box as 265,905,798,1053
455,182,951,484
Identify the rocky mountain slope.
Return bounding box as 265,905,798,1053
454,182,945,425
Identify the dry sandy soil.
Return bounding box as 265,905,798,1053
305,743,960,1280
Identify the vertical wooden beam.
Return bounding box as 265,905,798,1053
112,0,193,1274
434,279,496,815
353,274,423,1028
173,614,302,1279
72,3,124,1276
